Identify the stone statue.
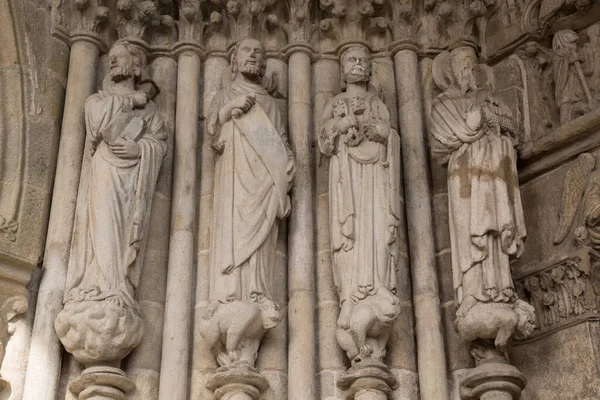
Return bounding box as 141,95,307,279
318,44,401,366
430,46,534,352
199,38,294,371
55,40,166,396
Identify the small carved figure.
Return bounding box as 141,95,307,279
524,276,544,328
200,38,294,368
552,29,595,123
318,44,401,365
55,40,166,368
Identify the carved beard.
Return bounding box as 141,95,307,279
111,64,133,83
457,72,477,95
240,62,262,78
345,65,369,83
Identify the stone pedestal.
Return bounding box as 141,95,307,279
69,366,135,400
338,360,398,400
206,363,269,400
460,361,526,400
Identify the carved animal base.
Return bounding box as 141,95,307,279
337,359,398,400
198,300,281,367
206,363,269,400
69,366,135,400
460,361,526,400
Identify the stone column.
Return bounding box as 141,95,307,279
124,50,177,400
157,43,202,400
313,55,347,400
392,43,449,400
22,35,102,400
189,54,226,400
286,44,317,400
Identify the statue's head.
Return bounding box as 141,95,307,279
513,299,536,340
449,46,478,95
526,276,540,291
231,38,267,81
109,40,146,83
552,29,579,51
340,45,372,85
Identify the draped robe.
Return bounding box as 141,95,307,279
430,88,526,308
318,92,401,306
208,80,291,304
65,88,167,309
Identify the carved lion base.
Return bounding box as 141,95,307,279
337,359,398,400
69,366,136,400
206,362,270,400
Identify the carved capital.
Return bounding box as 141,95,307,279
203,0,288,53
51,0,110,50
117,0,175,46
286,0,314,44
318,0,391,53
179,0,206,46
446,0,498,52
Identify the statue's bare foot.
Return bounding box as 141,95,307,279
217,352,230,367
457,296,477,319
228,350,239,363
105,296,125,308
359,344,372,359
378,287,399,304
338,302,352,329
204,301,219,320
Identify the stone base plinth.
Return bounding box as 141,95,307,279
460,361,526,400
69,366,135,400
206,363,269,400
337,360,398,400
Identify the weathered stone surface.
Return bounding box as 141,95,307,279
5,1,600,400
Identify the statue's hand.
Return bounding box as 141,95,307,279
110,137,141,159
230,94,256,117
465,106,483,131
131,90,149,109
337,115,358,135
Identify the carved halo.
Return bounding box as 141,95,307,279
432,50,453,92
